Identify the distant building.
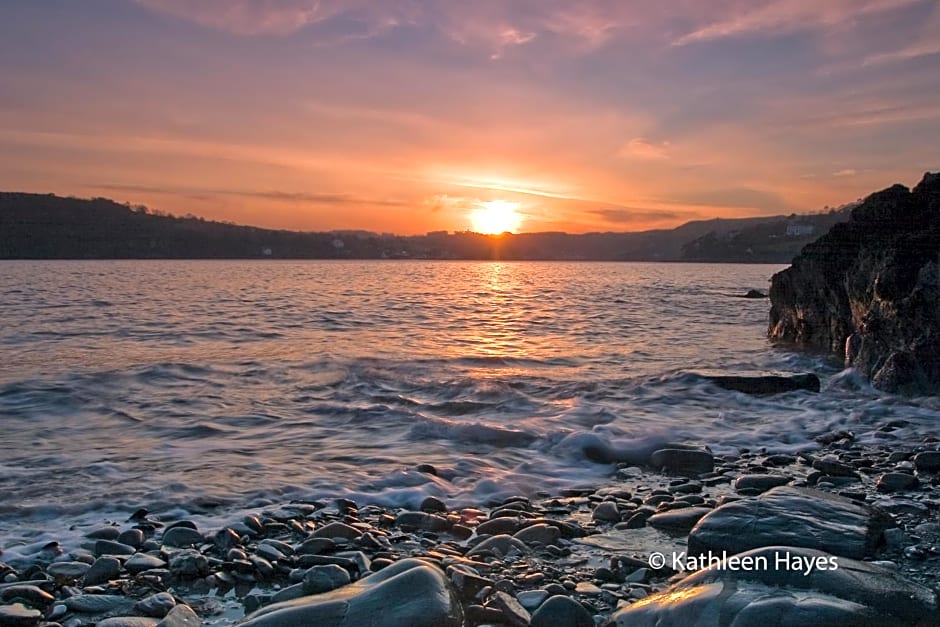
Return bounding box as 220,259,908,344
786,222,815,237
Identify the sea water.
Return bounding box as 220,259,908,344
2,260,938,555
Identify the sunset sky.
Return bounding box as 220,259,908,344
1,1,938,234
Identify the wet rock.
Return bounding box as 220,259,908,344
303,565,351,594
134,593,176,618
914,451,940,472
296,537,334,555
812,457,858,477
64,594,135,614
688,487,895,559
335,551,370,577
574,582,602,595
592,502,620,523
156,604,201,627
466,535,528,558
117,529,145,548
162,527,204,548
530,595,593,627
312,522,361,540
877,472,919,492
704,373,820,395
240,558,462,627
214,528,241,550
87,527,121,541
488,591,530,627
394,512,449,532
254,544,284,563
169,550,209,577
0,602,42,626
514,523,561,546
765,454,797,466
0,585,54,609
419,497,446,513
623,512,647,529
516,590,549,611
95,539,137,556
83,556,121,586
477,517,524,536
94,618,160,627
649,449,714,475
447,565,492,599
608,546,938,626
46,561,91,579
733,474,791,493
125,553,166,575
647,507,711,531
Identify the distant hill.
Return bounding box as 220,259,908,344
680,204,857,263
0,192,850,261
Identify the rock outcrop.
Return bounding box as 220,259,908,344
769,172,940,393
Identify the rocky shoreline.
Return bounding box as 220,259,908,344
2,434,938,627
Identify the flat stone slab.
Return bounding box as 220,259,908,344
688,486,894,559
609,546,937,626
239,558,462,627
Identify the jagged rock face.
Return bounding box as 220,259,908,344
769,172,940,394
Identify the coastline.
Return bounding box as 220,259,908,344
2,437,937,626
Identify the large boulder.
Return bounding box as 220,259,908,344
608,546,937,626
688,486,894,559
239,558,462,627
769,172,940,394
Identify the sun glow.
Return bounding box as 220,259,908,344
469,200,523,234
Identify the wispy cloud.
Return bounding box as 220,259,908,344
93,183,407,207
132,0,328,35
861,3,940,66
131,0,420,39
620,138,670,160
673,0,922,46
126,1,670,53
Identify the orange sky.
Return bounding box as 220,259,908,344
1,0,938,234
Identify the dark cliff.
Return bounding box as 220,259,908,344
768,172,940,394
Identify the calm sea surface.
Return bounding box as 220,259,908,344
2,260,938,553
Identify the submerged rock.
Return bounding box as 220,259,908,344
239,558,462,627
649,449,714,475
688,486,894,559
703,373,820,395
768,172,940,394
608,546,937,627
913,451,940,472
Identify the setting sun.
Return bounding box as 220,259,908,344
469,200,523,234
